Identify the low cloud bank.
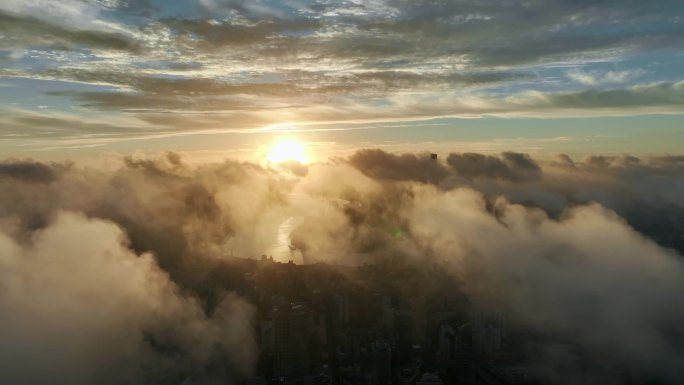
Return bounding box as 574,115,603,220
1,150,684,383
0,212,255,385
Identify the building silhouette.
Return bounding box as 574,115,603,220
274,303,314,379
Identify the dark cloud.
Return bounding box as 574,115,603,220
537,81,684,109
0,10,139,52
552,153,577,168
0,160,59,182
349,149,451,183
446,152,542,182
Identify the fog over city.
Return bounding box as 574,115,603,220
3,0,684,384
1,151,683,384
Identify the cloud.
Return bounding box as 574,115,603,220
58,83,684,141
0,9,139,52
33,68,530,113
1,79,683,153
1,150,684,382
1,0,682,141
161,18,322,48
309,150,684,382
567,69,645,86
0,211,256,385
2,5,684,380
446,152,542,182
407,188,684,382
349,149,450,183
510,81,684,112
0,160,60,182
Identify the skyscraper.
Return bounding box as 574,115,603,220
274,303,314,379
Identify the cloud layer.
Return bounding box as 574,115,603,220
0,211,256,385
1,150,684,383
1,0,684,144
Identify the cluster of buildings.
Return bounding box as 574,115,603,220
224,255,530,385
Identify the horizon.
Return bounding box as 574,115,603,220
2,1,684,385
1,0,684,161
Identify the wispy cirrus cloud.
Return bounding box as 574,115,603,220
566,68,646,86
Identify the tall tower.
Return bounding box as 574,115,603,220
273,303,314,379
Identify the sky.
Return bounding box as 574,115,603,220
3,3,684,383
1,0,684,161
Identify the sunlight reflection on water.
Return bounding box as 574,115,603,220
266,216,303,263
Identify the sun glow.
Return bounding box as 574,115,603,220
266,139,308,163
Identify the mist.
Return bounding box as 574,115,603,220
1,150,684,384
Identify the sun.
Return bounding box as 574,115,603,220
266,139,308,163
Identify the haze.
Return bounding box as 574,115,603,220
1,1,684,385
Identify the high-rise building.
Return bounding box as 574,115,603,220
373,340,392,385
454,323,474,382
334,295,350,326
437,324,456,364
274,303,314,379
380,297,395,333
472,311,505,359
